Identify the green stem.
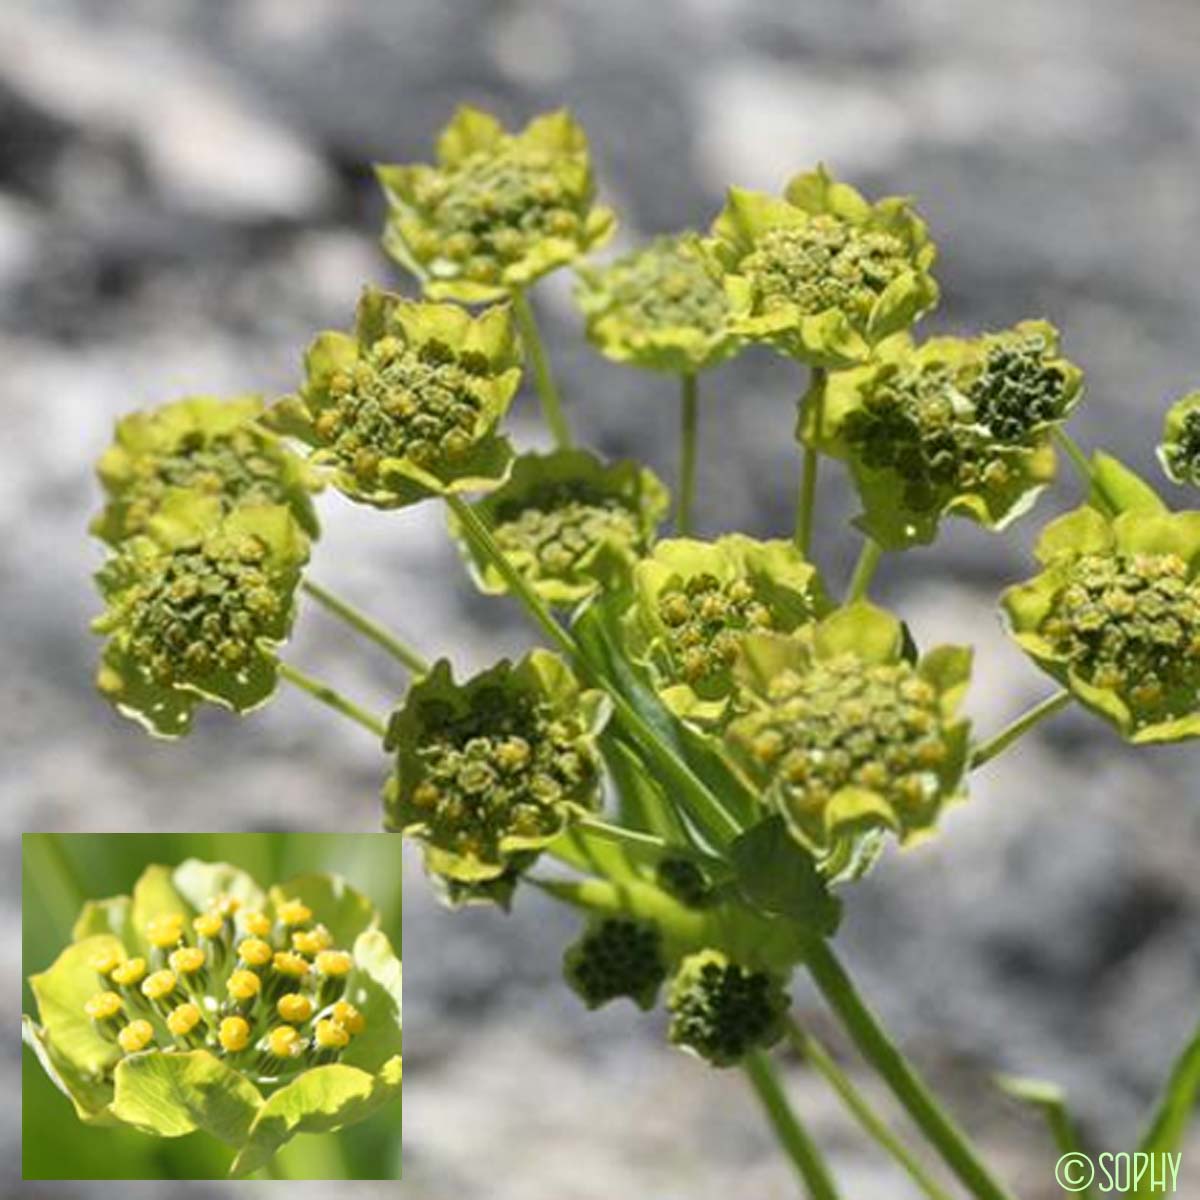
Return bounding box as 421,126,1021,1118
574,816,722,869
743,1051,841,1199
278,661,388,740
1053,429,1097,494
802,940,1017,1200
970,690,1070,771
677,372,699,535
846,539,884,603
795,369,826,555
445,493,742,846
513,288,571,449
787,1020,953,1200
302,578,430,675
261,1155,287,1180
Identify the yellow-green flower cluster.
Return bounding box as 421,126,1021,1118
666,950,789,1068
384,652,609,898
453,449,669,608
1158,392,1200,488
1003,504,1200,742
268,288,521,510
575,233,738,373
563,917,667,1011
91,394,321,547
378,107,615,303
93,495,309,737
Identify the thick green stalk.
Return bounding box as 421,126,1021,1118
970,690,1071,771
278,661,387,740
787,1020,953,1200
802,940,1017,1200
677,372,699,535
795,368,827,555
846,538,884,602
1053,428,1100,498
302,578,430,675
513,289,572,448
743,1051,841,1199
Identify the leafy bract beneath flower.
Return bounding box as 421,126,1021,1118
267,288,520,510
725,604,972,865
802,322,1083,549
575,233,738,373
709,165,938,367
92,492,309,738
1158,391,1200,489
383,651,609,897
22,860,401,1178
91,394,322,548
377,106,616,303
1002,498,1200,743
451,448,670,608
624,535,830,722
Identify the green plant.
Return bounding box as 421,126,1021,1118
83,104,1199,1196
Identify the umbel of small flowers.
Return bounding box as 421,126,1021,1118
23,860,402,1178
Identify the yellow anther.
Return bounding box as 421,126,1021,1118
314,1018,350,1050
273,951,310,979
84,991,123,1021
291,926,334,956
267,1026,304,1059
314,950,353,978
89,949,122,977
331,1001,365,1035
118,1019,155,1054
277,993,314,1024
241,910,272,938
275,900,312,927
219,1015,251,1053
193,912,224,940
227,969,262,1001
111,957,147,987
168,946,206,976
146,913,184,949
142,969,177,1001
237,937,273,967
166,1002,202,1037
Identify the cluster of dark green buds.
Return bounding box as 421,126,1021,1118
1004,503,1200,742
455,449,669,608
710,165,938,367
575,233,738,374
384,652,609,899
91,394,321,547
666,950,789,1068
268,287,521,510
377,107,616,303
654,858,717,909
1159,392,1200,488
563,917,667,1011
85,896,365,1083
92,495,309,737
726,606,972,863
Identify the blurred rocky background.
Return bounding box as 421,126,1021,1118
5,0,1199,1195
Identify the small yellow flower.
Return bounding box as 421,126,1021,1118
89,949,122,978
212,894,241,917
272,951,310,980
331,1000,366,1035
84,991,123,1021
168,946,206,976
166,1002,202,1037
192,912,224,940
218,1015,251,1053
276,993,314,1024
111,956,147,987
291,925,334,956
237,937,273,967
227,969,261,1001
314,950,353,978
118,1019,155,1054
267,1026,304,1059
146,913,184,949
240,910,272,938
275,900,312,927
314,1018,350,1050
141,969,177,1001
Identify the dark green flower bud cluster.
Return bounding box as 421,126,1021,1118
657,574,775,688
563,917,666,1011
1161,407,1200,487
654,858,716,909
743,218,909,325
667,950,788,1068
408,687,600,862
970,330,1071,442
317,336,489,484
1040,551,1200,718
730,657,951,835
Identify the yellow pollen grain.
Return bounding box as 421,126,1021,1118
315,950,353,978
276,993,314,1024
168,946,206,975
167,1002,202,1037
273,951,310,979
118,1019,155,1053
111,957,147,987
219,1016,251,1052
142,969,177,1001
84,991,123,1021
227,969,262,1001
237,937,273,967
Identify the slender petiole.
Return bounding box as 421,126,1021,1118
846,538,884,603
743,1050,841,1199
512,288,572,449
795,368,827,556
970,690,1071,771
574,816,723,870
677,372,699,536
302,578,430,675
278,661,388,740
1053,428,1098,496
787,1019,954,1200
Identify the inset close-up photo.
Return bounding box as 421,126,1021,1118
21,833,401,1181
